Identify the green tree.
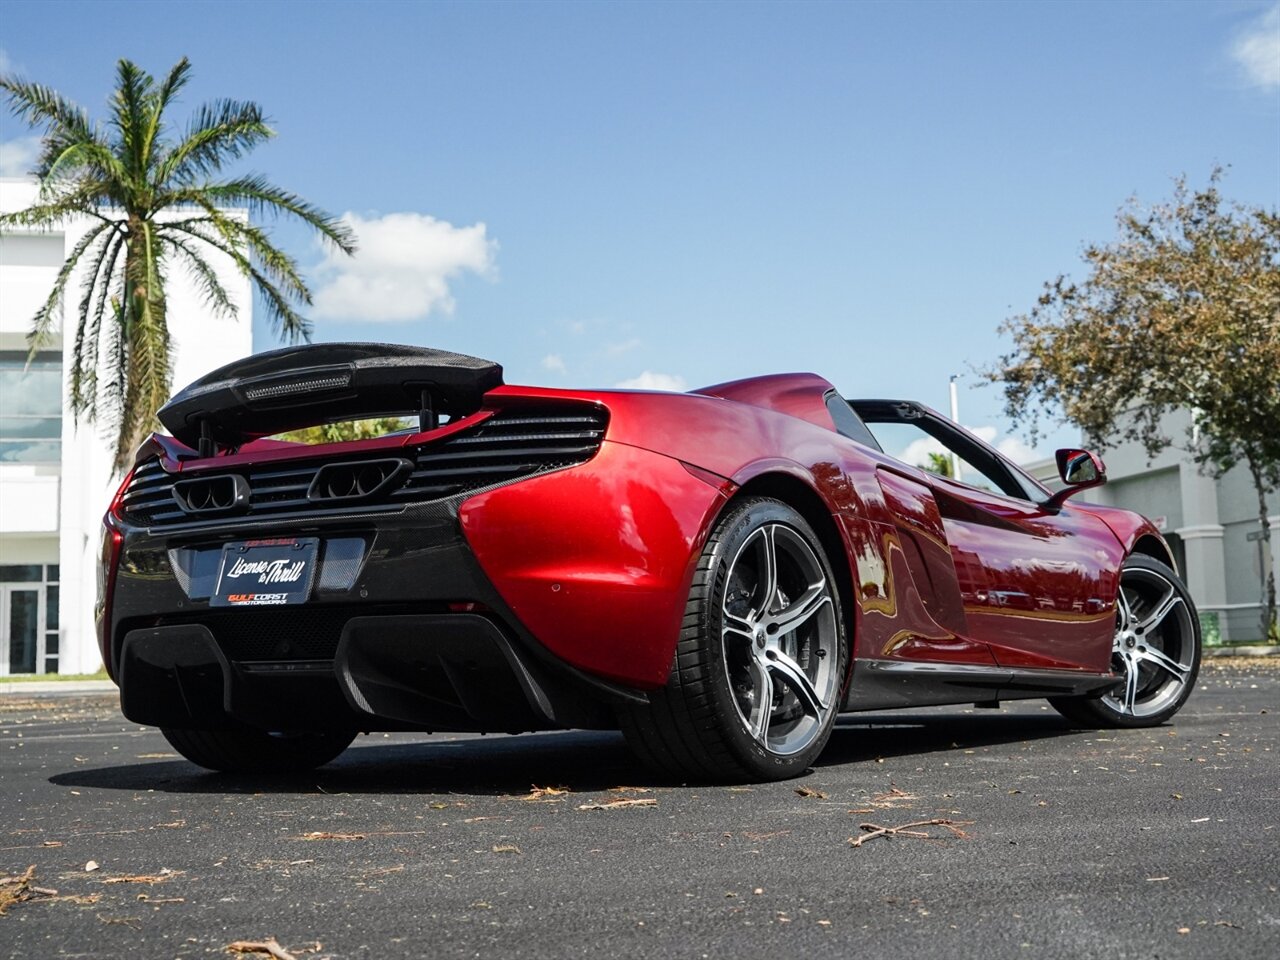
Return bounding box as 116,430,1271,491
919,451,953,479
0,57,355,468
986,170,1280,641
278,417,414,445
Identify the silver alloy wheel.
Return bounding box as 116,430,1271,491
720,523,839,756
1103,565,1196,718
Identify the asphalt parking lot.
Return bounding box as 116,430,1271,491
1,659,1276,960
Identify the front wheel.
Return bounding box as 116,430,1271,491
1050,554,1200,728
620,498,849,782
161,727,356,774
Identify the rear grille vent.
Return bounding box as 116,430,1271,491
118,404,607,527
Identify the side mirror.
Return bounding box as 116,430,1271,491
1045,448,1106,510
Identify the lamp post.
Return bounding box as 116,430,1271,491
948,375,962,481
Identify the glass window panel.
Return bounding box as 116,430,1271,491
47,565,59,581
0,565,42,582
7,589,39,674
0,353,61,418
46,585,58,629
0,439,60,464
44,656,58,673
45,630,59,655
0,417,62,438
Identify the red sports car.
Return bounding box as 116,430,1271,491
100,343,1200,781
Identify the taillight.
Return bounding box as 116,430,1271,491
97,469,134,681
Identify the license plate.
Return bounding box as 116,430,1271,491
211,538,319,607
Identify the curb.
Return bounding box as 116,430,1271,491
1204,645,1279,658
0,680,117,696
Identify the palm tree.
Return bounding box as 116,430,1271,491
0,57,356,468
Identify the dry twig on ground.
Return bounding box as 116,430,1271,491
226,938,320,960
848,818,974,848
576,797,658,811
0,865,59,914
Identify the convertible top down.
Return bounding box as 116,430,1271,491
100,343,1201,781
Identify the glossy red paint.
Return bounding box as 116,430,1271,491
694,373,839,431
460,440,729,688
115,367,1149,695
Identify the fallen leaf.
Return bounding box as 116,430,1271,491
299,832,365,841
795,786,827,799
491,844,521,855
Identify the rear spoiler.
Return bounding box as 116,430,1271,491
158,342,503,454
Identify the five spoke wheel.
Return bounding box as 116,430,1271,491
721,523,839,755
618,497,848,782
1050,554,1200,728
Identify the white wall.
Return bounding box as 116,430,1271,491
0,177,254,673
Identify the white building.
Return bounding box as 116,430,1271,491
1028,411,1280,644
0,178,252,675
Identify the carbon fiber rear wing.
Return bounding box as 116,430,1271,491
157,343,503,454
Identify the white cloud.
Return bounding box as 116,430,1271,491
0,136,41,177
541,353,567,374
605,337,642,357
895,424,1041,474
995,435,1040,465
311,211,497,322
1233,4,1280,90
614,371,688,392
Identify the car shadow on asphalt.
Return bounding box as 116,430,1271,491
49,710,1081,796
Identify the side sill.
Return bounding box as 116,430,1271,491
843,658,1122,712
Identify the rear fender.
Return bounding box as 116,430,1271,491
459,441,730,688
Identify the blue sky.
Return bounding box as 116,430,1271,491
2,0,1277,461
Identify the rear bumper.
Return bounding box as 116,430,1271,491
119,612,613,734
105,440,728,732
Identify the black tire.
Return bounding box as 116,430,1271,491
1049,554,1201,728
619,497,849,783
161,726,356,774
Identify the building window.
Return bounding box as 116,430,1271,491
1,564,60,675
0,351,62,464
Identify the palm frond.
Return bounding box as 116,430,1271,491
194,175,356,253
0,76,93,142
142,57,191,162
43,140,127,188
168,221,312,341
24,220,114,354
162,207,309,301
155,99,272,187
159,233,237,319
71,231,126,420
0,188,112,228
110,59,154,181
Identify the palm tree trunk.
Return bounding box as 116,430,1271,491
116,224,172,471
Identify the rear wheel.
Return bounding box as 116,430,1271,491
620,498,849,782
1050,554,1200,728
161,727,355,774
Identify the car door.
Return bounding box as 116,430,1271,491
851,401,1121,673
